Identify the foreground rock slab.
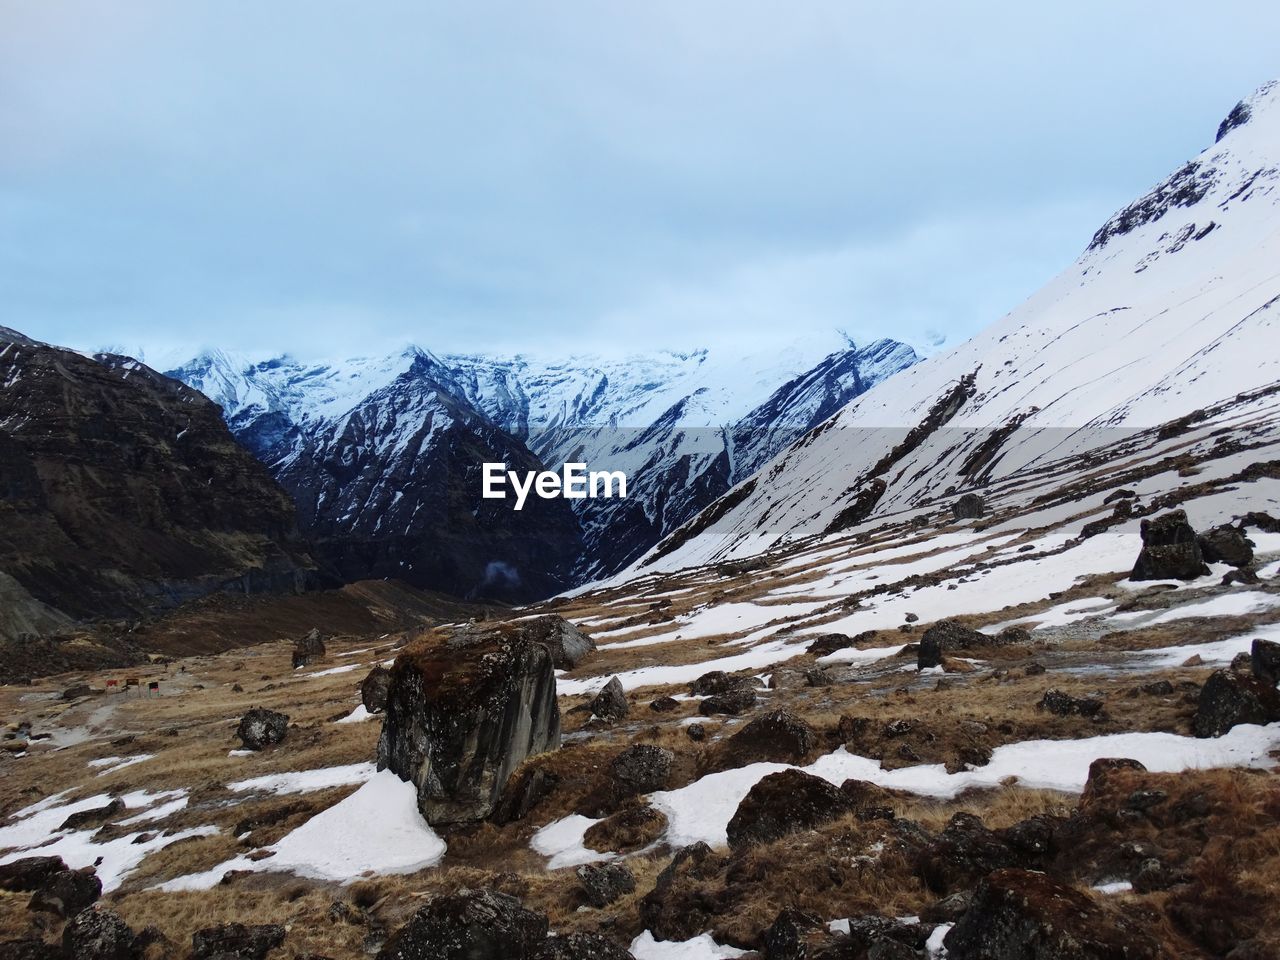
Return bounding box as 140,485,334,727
376,888,548,960
378,625,561,824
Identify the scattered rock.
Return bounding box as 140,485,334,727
61,685,93,701
580,744,674,814
649,696,679,713
0,856,66,892
1131,509,1209,581
1080,758,1147,804
361,665,392,714
952,493,986,520
1038,689,1104,718
688,671,753,697
761,908,820,960
0,939,64,960
943,868,1159,959
1251,637,1280,686
918,620,990,669
1222,567,1261,586
997,626,1033,645
699,685,757,716
915,812,1056,894
576,861,636,908
533,934,634,960
63,909,135,960
376,888,547,960
685,723,706,742
236,707,289,751
377,627,561,824
1197,524,1254,567
920,890,974,924
1140,679,1174,696
1023,661,1046,677
805,633,855,657
28,869,101,918
590,677,629,723
291,628,327,669
1230,651,1254,676
803,668,834,687
705,709,816,773
60,798,125,831
726,768,854,849
191,923,286,960
1192,669,1280,738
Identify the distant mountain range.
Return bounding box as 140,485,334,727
169,335,918,593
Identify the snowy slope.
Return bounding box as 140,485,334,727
171,334,917,582
637,80,1280,573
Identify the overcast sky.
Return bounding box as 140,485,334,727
3,2,1279,365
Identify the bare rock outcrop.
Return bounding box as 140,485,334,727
377,627,561,824
291,628,326,669
1131,509,1209,581
1192,669,1280,738
361,664,393,714
376,888,547,960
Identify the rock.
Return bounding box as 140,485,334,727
685,723,706,742
920,890,974,924
589,677,629,722
1230,651,1254,676
638,843,725,942
60,798,125,830
803,668,834,687
1132,857,1180,893
943,868,1159,959
0,856,66,892
376,888,547,960
1140,679,1174,696
1131,509,1209,581
61,685,93,700
236,707,289,751
806,633,855,657
608,744,674,799
761,908,821,960
835,916,931,957
688,671,752,696
1197,524,1254,567
28,868,101,918
918,620,990,669
533,934,634,960
1222,567,1261,586
1038,689,1104,717
63,909,135,960
952,493,986,520
583,800,669,853
726,769,854,849
191,923,286,960
361,665,392,714
915,812,1055,894
705,709,816,773
1241,510,1280,534
699,685,757,716
377,627,561,824
1080,758,1147,805
997,626,1033,645
291,628,327,669
1192,669,1280,738
516,615,597,669
1023,661,1046,677
576,861,636,908
1252,638,1280,686
491,767,562,826
649,696,679,712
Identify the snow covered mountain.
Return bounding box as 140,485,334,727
638,79,1280,573
170,334,917,587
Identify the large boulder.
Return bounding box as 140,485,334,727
589,677,629,722
952,493,986,520
704,709,816,773
943,868,1159,959
1251,638,1280,687
918,620,990,669
291,628,327,669
533,934,634,960
1131,509,1209,581
191,923,285,960
377,627,561,824
576,861,636,908
376,888,548,960
518,615,596,669
236,708,289,751
726,769,853,849
699,685,757,716
607,744,674,800
1038,689,1104,718
28,869,101,918
1197,524,1254,567
0,856,66,892
915,812,1057,894
583,801,669,853
1192,669,1280,738
361,665,393,714
62,909,135,960
688,671,753,696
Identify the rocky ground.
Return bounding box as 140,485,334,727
3,397,1280,960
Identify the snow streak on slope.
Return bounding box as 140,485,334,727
638,80,1280,573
